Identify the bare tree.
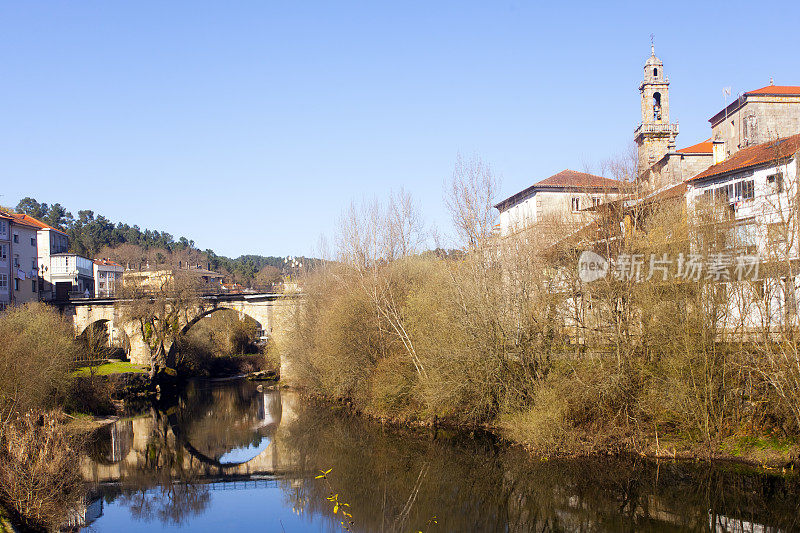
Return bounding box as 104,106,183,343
445,154,499,249
118,271,201,377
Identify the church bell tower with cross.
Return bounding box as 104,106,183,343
635,43,679,179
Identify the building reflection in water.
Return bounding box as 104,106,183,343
76,380,799,532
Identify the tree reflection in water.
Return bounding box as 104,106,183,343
84,382,800,532
278,400,800,533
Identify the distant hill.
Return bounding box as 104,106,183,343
14,197,318,286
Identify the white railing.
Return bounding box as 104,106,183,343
634,123,679,135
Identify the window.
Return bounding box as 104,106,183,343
31,259,36,269
743,115,758,146
0,274,6,289
14,279,19,291
713,180,754,204
653,68,658,77
732,222,758,254
768,172,784,193
31,280,36,292
0,244,5,260
0,220,6,235
30,237,35,246
592,197,601,208
751,280,766,301
741,180,754,200
13,255,19,268
571,197,581,212
768,223,787,247
13,234,18,244
785,278,798,319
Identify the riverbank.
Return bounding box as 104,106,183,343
292,388,800,472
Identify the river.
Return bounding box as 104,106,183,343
74,378,800,532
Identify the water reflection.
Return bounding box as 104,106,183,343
79,380,800,532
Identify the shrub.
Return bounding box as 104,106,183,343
0,410,83,531
0,303,79,418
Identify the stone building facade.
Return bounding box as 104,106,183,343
635,47,713,190
710,86,800,159
635,46,678,178
494,169,626,237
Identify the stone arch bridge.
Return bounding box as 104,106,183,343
60,293,298,371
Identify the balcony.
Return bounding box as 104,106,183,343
50,254,94,278
635,122,679,137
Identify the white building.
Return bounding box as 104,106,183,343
9,214,95,300
93,259,123,297
8,214,40,305
686,132,800,331
0,213,12,310
494,169,627,238
49,254,95,299
686,132,800,257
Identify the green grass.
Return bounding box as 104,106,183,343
72,361,148,376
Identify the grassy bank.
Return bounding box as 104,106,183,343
72,361,148,376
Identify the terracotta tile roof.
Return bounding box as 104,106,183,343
3,212,45,230
94,259,123,267
690,133,800,182
745,85,800,96
676,138,713,154
0,211,67,235
534,169,626,189
495,169,627,209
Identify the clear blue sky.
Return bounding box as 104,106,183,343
3,1,799,257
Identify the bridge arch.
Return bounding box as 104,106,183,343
167,306,265,367
76,318,131,361
179,306,265,338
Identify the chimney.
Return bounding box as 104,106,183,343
713,140,726,165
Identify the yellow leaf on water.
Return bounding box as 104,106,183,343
334,503,339,514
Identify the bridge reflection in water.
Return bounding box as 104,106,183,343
77,379,800,532
82,380,297,484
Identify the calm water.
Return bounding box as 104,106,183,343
75,379,800,532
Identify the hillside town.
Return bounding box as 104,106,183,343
495,46,800,332
5,40,800,532
497,45,800,233
0,211,290,310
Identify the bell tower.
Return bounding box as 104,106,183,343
635,45,678,179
